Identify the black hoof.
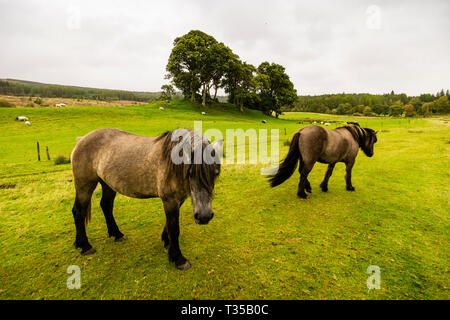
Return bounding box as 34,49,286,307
176,261,191,271
81,247,96,255
114,235,128,242
305,188,312,193
321,186,328,192
297,192,308,199
346,186,355,191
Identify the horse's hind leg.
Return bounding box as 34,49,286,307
320,163,336,192
99,179,126,241
72,181,97,255
305,179,312,193
297,161,314,199
298,161,312,193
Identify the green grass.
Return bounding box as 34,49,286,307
0,100,448,299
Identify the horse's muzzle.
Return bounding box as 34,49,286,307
194,212,214,225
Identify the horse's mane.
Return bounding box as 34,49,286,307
155,130,220,194
338,124,376,148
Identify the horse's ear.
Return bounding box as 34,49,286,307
212,139,223,152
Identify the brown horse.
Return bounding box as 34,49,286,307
269,123,377,198
71,128,222,270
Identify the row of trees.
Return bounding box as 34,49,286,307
0,79,161,102
289,90,450,116
165,30,297,116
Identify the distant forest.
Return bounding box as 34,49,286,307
288,90,450,116
1,78,448,117
0,79,162,102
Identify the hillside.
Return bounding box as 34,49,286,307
0,78,163,102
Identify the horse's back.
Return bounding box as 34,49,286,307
72,128,127,163
71,128,162,198
296,125,356,163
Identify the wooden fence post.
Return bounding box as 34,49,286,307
37,141,41,161
46,146,51,161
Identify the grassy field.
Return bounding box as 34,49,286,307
0,100,448,299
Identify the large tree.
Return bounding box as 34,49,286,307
223,58,256,112
254,62,297,117
166,30,217,103
166,30,234,106
198,42,234,106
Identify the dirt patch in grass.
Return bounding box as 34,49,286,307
0,184,16,189
0,94,147,108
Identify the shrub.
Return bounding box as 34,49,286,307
34,97,43,105
54,155,71,165
0,100,14,108
363,106,372,116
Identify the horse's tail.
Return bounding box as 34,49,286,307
269,132,301,187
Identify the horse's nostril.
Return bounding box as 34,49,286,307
194,213,199,220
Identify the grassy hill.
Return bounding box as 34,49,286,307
0,78,164,102
0,100,448,299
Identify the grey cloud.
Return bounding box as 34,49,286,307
0,0,448,95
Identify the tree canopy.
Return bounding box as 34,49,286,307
166,30,297,114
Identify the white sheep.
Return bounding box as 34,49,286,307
201,112,206,115
16,116,29,121
25,121,31,126
325,123,331,126
159,107,164,111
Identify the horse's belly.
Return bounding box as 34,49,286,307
97,154,160,199
318,153,341,164
100,172,159,199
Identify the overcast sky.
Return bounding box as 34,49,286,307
0,0,448,96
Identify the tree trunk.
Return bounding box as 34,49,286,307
202,83,207,107
239,100,243,112
213,86,218,101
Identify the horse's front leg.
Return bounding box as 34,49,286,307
320,163,336,192
163,199,191,270
161,224,169,250
345,160,355,191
